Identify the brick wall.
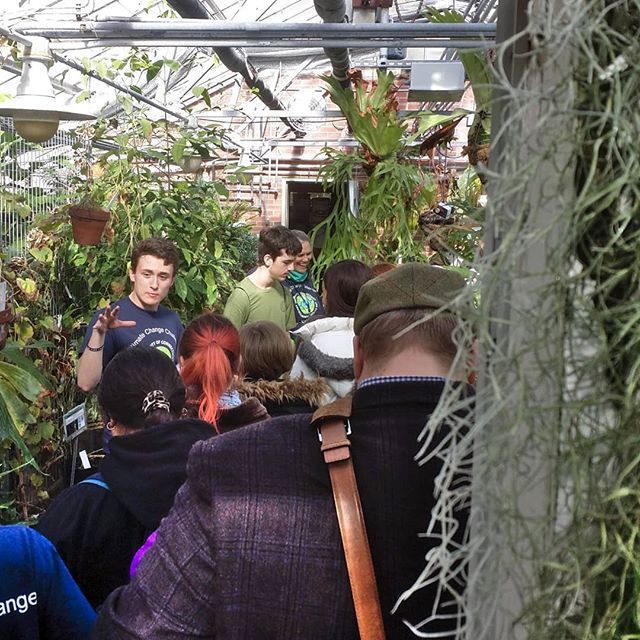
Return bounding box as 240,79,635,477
206,67,475,231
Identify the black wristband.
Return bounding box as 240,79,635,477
86,344,104,352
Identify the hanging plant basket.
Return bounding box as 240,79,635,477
179,155,203,173
68,204,110,245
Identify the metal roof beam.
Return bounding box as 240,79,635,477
50,52,189,122
15,20,496,48
44,38,492,49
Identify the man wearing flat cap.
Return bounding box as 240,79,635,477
96,264,471,640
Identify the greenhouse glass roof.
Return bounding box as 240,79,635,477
1,0,498,139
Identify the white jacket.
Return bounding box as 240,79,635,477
290,316,355,404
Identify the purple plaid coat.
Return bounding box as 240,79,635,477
95,380,468,639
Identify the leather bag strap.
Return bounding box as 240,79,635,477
313,401,386,640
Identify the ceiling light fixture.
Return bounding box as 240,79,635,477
0,36,96,143
408,61,466,103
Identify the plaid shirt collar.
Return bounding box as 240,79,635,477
357,375,447,389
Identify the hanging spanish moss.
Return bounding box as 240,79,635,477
400,1,640,638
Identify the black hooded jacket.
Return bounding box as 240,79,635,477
34,418,213,608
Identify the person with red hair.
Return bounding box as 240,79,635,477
179,313,268,432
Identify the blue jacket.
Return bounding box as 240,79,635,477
0,525,95,639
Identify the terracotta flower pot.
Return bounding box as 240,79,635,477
68,205,110,245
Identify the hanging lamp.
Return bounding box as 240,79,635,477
0,37,95,143
408,61,466,102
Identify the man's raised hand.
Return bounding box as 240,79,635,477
93,305,137,335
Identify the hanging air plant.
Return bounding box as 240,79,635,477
313,69,472,273
424,8,493,183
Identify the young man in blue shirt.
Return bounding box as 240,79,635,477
77,237,182,392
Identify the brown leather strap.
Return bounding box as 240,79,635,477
313,400,386,640
311,396,353,423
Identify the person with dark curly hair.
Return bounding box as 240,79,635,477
36,347,212,608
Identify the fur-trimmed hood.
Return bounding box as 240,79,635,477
237,377,329,409
218,398,269,432
292,316,354,379
295,341,353,380
290,316,355,403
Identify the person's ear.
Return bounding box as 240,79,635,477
263,254,273,267
353,336,364,380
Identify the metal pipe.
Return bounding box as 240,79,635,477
48,41,377,58
163,0,306,137
314,0,350,86
48,37,494,49
196,109,461,120
16,20,497,41
50,51,189,122
0,25,33,46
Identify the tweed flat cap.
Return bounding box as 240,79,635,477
354,263,466,334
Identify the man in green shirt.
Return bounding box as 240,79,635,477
223,225,302,332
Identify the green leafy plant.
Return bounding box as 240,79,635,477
424,8,493,181
0,246,81,523
313,69,472,274
170,125,224,167
0,348,44,463
323,69,408,166
38,181,256,323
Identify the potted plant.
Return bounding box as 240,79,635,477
63,159,117,247
171,124,223,173
67,193,110,246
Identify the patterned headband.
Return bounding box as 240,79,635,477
141,390,170,416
